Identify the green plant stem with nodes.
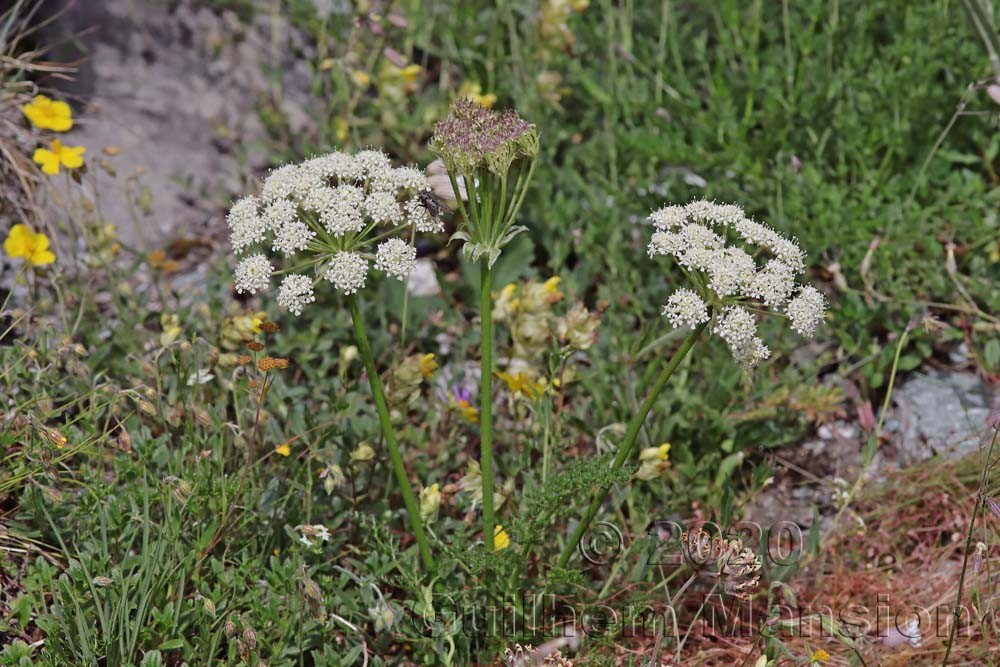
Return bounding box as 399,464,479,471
347,295,434,569
480,261,496,551
557,321,707,569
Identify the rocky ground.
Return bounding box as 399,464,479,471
38,0,318,249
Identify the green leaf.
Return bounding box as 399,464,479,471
715,451,745,488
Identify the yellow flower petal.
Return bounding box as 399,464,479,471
275,443,291,457
494,524,511,551
33,148,60,175
58,145,86,169
4,224,33,258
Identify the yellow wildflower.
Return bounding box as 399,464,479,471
351,70,371,87
400,64,422,85
275,443,291,457
497,371,544,400
457,81,498,108
450,386,479,423
22,94,73,131
33,139,85,176
419,353,438,378
636,443,671,481
493,282,521,321
4,224,56,266
250,317,263,334
809,649,830,665
494,524,511,551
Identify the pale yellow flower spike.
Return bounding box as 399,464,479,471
22,94,74,132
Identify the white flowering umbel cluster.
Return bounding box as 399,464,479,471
229,150,442,315
648,199,826,369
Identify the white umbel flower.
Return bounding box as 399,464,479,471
662,289,709,329
364,191,403,225
228,196,266,254
301,185,339,215
325,251,369,295
375,238,416,280
684,199,744,226
272,219,316,256
405,198,445,233
277,274,315,315
355,149,392,175
786,285,826,337
305,152,364,182
261,164,302,202
647,198,826,371
706,248,756,297
749,259,796,307
731,337,771,370
234,254,272,294
262,199,298,231
648,205,687,230
393,166,429,192
321,201,365,236
714,307,758,352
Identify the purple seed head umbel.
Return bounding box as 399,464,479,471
431,99,537,175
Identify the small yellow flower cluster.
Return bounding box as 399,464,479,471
810,649,831,665
635,443,671,481
537,0,589,56
457,81,498,109
21,95,86,177
389,352,438,411
492,276,600,401
4,224,55,267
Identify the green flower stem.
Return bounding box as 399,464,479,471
347,295,434,569
480,261,496,552
501,158,537,231
556,321,706,569
447,171,472,227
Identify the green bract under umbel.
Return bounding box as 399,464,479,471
429,99,539,267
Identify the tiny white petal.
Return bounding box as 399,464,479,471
234,254,273,294
324,251,369,295
375,238,416,280
277,274,315,315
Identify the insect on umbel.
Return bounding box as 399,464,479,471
415,190,451,219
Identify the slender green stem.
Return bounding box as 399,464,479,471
480,262,496,552
557,322,706,568
942,426,999,665
347,295,434,569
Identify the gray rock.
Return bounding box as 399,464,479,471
891,370,994,465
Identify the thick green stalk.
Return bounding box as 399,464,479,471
480,263,496,551
347,295,434,569
557,322,706,568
